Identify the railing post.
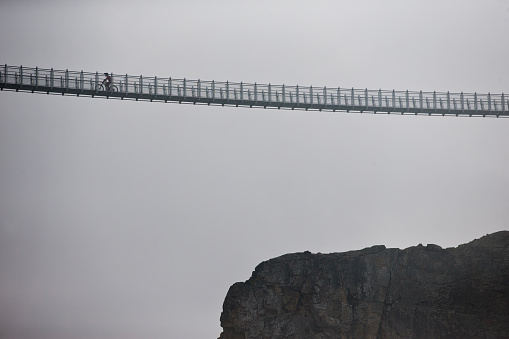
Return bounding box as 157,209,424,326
139,75,143,94
488,92,491,112
79,71,84,90
3,64,7,84
366,89,369,109
35,67,39,87
154,76,158,96
183,78,187,97
168,77,172,96
94,71,98,91
474,92,477,111
254,82,257,101
310,86,313,105
65,69,69,89
337,87,341,105
198,79,201,98
392,90,395,109
51,68,55,88
419,90,423,110
19,65,23,85
212,80,215,99
460,92,464,111
447,91,450,111
125,74,128,93
240,81,243,100
296,85,299,104
378,89,382,108
406,90,409,110
282,84,285,103
502,93,506,113
268,83,271,103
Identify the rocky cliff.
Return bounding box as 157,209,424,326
219,231,509,339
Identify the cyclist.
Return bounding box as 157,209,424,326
102,73,111,90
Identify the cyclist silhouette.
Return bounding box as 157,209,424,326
102,73,111,90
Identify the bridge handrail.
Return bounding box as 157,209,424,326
1,64,507,115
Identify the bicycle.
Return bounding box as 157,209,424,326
95,83,118,92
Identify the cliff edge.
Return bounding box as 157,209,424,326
219,231,509,338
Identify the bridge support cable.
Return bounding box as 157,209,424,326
0,64,507,117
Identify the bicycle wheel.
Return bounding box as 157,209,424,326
111,85,118,92
95,84,105,91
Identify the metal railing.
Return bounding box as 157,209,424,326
1,64,507,117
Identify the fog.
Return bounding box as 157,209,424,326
1,1,508,338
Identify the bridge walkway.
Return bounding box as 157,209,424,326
1,64,507,117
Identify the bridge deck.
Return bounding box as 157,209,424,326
1,64,507,117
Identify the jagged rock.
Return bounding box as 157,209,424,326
219,231,509,338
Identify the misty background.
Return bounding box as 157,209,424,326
1,1,508,338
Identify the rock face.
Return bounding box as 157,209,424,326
219,231,509,338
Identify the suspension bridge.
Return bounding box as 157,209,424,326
1,64,507,117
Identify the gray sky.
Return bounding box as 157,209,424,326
1,1,508,338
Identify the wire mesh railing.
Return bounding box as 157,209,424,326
1,64,507,115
